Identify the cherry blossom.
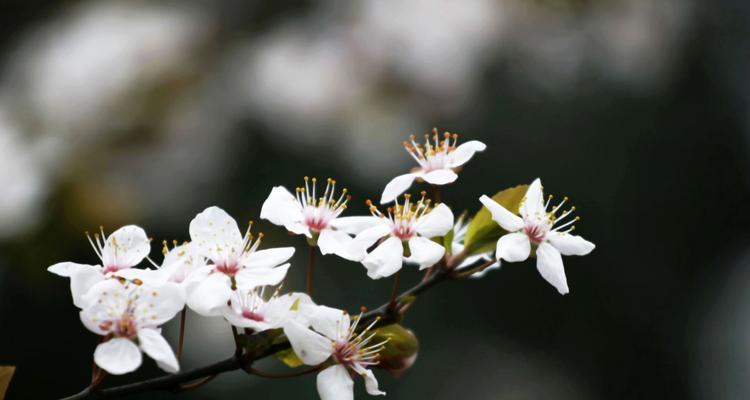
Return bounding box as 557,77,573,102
380,129,486,204
352,193,453,279
48,225,150,308
222,286,313,332
479,178,595,294
184,206,294,316
260,177,369,261
79,279,185,375
284,306,387,400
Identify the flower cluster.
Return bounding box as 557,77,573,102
49,128,594,400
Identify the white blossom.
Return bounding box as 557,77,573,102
479,178,595,294
352,193,453,279
184,206,294,316
380,129,486,204
79,279,185,375
222,287,312,332
260,177,368,261
48,225,150,308
284,306,387,400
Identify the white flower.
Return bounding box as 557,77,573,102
79,279,185,375
260,177,369,261
284,306,387,400
48,225,150,308
185,206,294,317
353,193,454,279
118,241,207,289
479,178,595,294
380,129,486,204
451,215,500,278
222,287,313,332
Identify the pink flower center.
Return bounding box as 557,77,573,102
102,265,120,274
305,217,329,233
241,309,264,322
392,224,415,240
524,224,547,244
114,316,138,338
215,261,240,277
333,340,357,368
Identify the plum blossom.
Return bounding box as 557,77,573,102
353,193,454,279
48,225,150,308
284,306,387,400
222,287,312,332
260,177,368,261
451,214,500,278
79,279,185,375
479,178,595,294
185,206,294,316
380,129,486,204
118,240,207,290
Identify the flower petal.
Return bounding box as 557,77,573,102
135,282,185,326
189,206,243,264
48,262,99,277
243,247,295,269
360,367,386,396
415,203,454,238
318,229,365,262
262,292,313,328
94,338,142,375
69,265,105,308
283,319,333,365
353,222,391,251
448,140,486,168
362,236,404,279
329,216,383,235
317,365,354,400
101,225,151,269
186,273,232,316
421,169,458,185
236,263,291,289
519,178,545,219
479,195,524,232
536,242,569,295
137,328,179,373
260,186,309,236
380,173,417,204
405,236,445,270
310,305,350,341
496,232,531,262
546,232,595,256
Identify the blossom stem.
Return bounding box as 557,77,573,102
245,365,321,379
177,308,187,361
450,258,498,279
431,185,442,203
388,271,401,310
306,245,316,296
231,326,242,357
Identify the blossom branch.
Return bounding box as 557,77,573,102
59,259,453,400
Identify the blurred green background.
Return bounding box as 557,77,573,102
1,0,748,398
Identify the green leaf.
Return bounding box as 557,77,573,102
443,229,455,256
0,366,15,399
463,184,528,255
274,348,305,368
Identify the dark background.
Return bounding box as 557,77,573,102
1,0,749,398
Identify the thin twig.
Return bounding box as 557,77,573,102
177,308,187,361
306,245,316,296
245,366,322,379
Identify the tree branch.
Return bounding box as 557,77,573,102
60,262,455,400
